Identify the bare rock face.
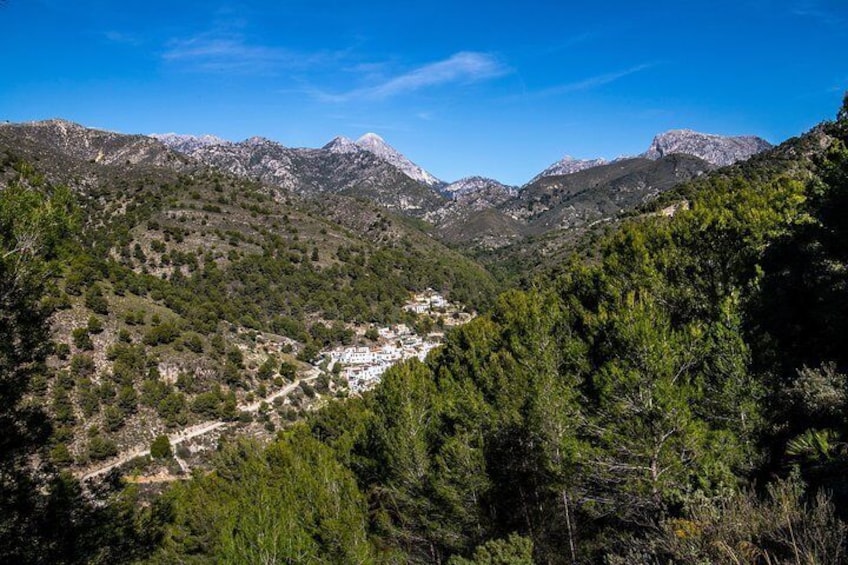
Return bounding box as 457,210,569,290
428,176,516,222
323,136,362,155
355,133,442,188
642,129,772,167
1,119,187,169
149,133,229,154
152,131,447,215
441,176,516,200
529,156,610,184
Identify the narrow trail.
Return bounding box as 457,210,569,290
77,373,319,482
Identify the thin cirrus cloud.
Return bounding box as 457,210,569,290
791,0,846,26
162,33,335,73
530,62,659,98
104,31,142,46
315,52,510,102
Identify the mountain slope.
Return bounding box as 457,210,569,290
3,119,189,171
528,155,609,184
0,119,496,477
355,132,442,188
510,154,712,234
425,177,521,247
642,129,773,166
156,133,447,216
530,129,771,183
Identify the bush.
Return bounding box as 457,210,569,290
86,315,104,334
87,435,118,461
69,354,96,378
279,361,297,381
71,327,93,350
192,390,222,418
299,381,316,399
54,342,71,360
103,405,125,432
49,443,74,467
653,475,847,565
150,435,172,460
84,284,109,314
182,332,204,353
257,357,276,380
143,321,181,346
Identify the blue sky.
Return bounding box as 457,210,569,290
1,0,846,185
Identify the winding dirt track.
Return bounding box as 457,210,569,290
78,373,318,482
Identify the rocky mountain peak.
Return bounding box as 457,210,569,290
1,119,184,169
529,155,610,184
356,132,386,145
242,136,277,148
323,136,362,154
150,132,228,153
643,129,772,167
443,176,513,197
354,133,442,187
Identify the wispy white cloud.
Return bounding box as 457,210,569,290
163,32,340,74
531,62,658,98
104,31,142,46
791,0,846,26
316,52,510,102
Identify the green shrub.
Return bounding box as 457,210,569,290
150,435,172,460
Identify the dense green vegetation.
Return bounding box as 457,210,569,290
0,135,497,477
148,97,848,563
0,178,163,563
2,97,848,563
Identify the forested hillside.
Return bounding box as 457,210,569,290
0,123,497,563
147,97,848,563
2,97,848,563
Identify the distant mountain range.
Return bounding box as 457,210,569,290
2,119,773,250
528,156,611,184
153,127,771,193
151,131,446,215
641,129,773,167
529,130,772,185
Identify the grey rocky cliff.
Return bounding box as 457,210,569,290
529,156,610,184
149,133,229,154
153,131,446,215
0,119,187,169
642,129,772,167
355,133,442,187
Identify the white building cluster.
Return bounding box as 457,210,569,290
403,289,450,314
317,291,465,394
323,325,440,393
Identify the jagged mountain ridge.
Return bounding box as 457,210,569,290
5,119,771,252
508,154,712,234
532,129,771,183
424,177,520,247
150,133,229,154
155,133,447,215
642,129,773,166
3,119,189,172
440,176,516,198
355,132,443,188
154,130,443,188
528,156,610,184
433,154,714,247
